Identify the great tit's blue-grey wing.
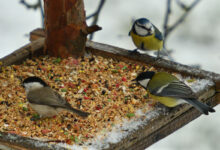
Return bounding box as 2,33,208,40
149,78,215,115
150,81,196,99
27,87,68,108
152,24,163,41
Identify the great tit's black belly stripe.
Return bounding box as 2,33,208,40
141,42,145,50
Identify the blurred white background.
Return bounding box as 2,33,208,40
0,0,219,150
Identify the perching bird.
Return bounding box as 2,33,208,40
22,76,90,118
134,71,215,115
129,18,163,58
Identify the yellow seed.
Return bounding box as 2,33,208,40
131,99,137,105
136,65,140,70
128,104,134,113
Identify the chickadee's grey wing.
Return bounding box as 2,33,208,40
52,90,90,117
27,87,68,108
27,87,90,117
151,81,195,99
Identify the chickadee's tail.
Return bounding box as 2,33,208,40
69,108,90,118
185,99,215,115
65,104,90,118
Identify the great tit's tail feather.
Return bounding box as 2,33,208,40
186,99,215,115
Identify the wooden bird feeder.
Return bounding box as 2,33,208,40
0,28,219,149
0,0,220,149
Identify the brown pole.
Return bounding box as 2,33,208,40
44,0,87,58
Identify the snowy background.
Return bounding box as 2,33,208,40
0,0,219,150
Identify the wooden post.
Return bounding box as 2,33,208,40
44,0,87,58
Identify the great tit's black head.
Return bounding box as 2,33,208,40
134,71,155,88
22,76,48,92
135,71,155,81
133,18,154,36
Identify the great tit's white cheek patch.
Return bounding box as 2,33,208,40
138,79,150,88
134,24,148,36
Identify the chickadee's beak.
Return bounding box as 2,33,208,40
21,83,24,88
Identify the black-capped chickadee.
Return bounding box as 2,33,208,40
22,76,90,118
134,71,215,115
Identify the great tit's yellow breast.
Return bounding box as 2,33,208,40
150,94,179,107
130,31,163,51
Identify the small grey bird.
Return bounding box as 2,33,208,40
22,76,89,118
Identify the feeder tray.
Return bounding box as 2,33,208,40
0,29,219,150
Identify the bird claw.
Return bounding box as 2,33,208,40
129,49,140,55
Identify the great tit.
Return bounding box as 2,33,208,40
134,71,215,115
22,76,90,118
129,18,163,58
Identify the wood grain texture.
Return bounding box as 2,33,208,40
44,0,87,57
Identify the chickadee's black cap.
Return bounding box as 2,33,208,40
135,71,155,81
23,76,48,87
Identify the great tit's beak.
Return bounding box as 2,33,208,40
131,79,136,82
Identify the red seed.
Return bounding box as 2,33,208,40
95,105,102,110
83,88,88,92
41,129,50,134
118,64,124,69
116,83,120,88
84,96,90,100
122,77,127,82
72,59,79,65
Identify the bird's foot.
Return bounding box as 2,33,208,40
129,49,140,55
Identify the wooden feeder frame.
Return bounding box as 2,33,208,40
0,29,219,150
